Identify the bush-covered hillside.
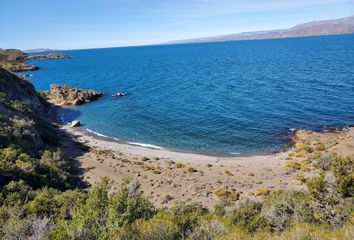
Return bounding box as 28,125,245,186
0,67,353,239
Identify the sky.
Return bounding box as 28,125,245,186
0,0,353,50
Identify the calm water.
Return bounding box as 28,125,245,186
27,34,354,154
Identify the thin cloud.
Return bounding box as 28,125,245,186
141,0,353,18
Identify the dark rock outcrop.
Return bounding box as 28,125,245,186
48,84,103,105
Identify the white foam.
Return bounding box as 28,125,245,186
85,129,162,149
86,128,109,138
127,141,162,149
230,152,241,155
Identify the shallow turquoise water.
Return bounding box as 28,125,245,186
27,34,354,154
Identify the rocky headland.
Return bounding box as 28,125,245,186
0,48,70,72
46,84,103,105
27,52,70,60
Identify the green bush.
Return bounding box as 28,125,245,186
113,211,179,240
261,190,313,231
229,201,268,232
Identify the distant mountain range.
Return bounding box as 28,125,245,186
166,15,354,44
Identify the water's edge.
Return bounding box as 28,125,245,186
56,105,292,158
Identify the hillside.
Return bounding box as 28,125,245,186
167,15,354,44
0,68,50,152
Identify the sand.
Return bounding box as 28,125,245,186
58,124,315,209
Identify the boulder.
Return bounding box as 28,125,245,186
71,120,81,127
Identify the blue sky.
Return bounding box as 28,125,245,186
0,0,353,50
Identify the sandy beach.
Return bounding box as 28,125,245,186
58,124,315,208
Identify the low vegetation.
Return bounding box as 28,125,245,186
1,153,353,239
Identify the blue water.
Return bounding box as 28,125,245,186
27,34,354,154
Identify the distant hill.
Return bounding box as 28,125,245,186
167,15,354,44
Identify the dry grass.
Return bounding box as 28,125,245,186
224,170,234,176
255,188,271,197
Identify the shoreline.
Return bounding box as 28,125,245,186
56,106,291,159
76,126,283,159
63,124,285,161
57,103,353,159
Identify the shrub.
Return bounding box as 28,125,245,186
303,145,313,153
26,188,85,219
107,179,155,227
261,190,313,231
285,161,301,170
65,177,111,239
330,156,354,197
187,167,197,173
315,143,326,151
229,201,268,233
2,180,33,207
215,189,239,202
316,152,333,170
306,173,350,226
191,218,227,240
171,204,208,239
0,211,51,240
114,211,179,240
175,162,184,168
140,156,149,161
